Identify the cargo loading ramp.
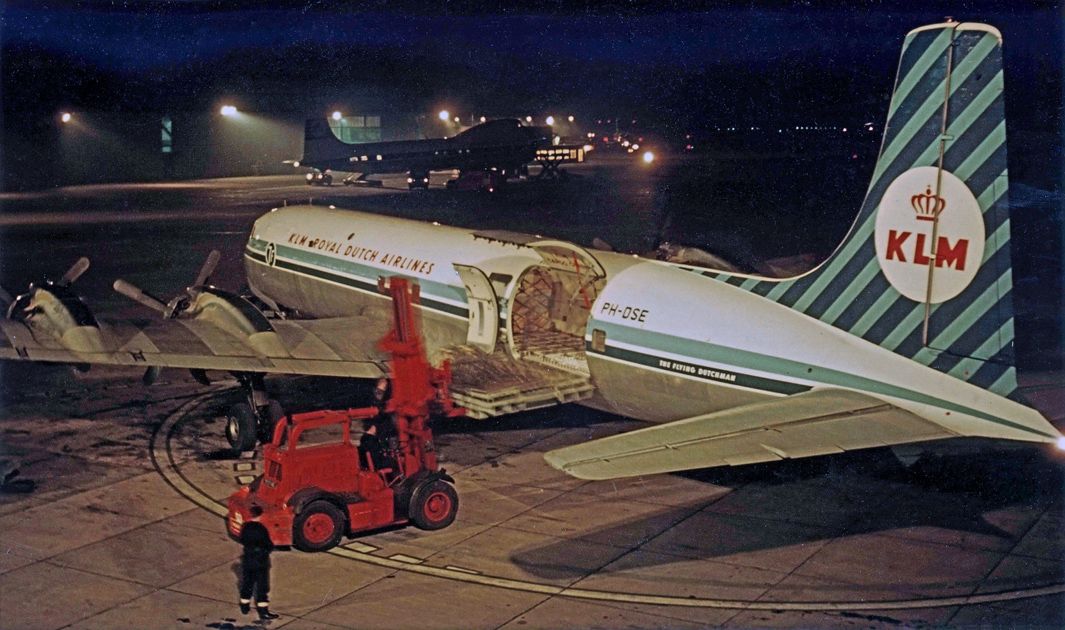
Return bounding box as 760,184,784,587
445,346,594,419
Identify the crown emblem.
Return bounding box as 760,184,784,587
911,186,946,221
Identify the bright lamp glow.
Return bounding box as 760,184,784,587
438,110,450,121
642,151,655,164
1057,436,1065,451
331,111,342,121
479,116,486,123
525,115,532,123
60,112,72,123
220,105,238,117
568,115,574,122
545,115,555,126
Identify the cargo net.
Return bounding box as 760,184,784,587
510,266,593,357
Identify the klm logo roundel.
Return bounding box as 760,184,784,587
874,166,985,303
265,242,277,267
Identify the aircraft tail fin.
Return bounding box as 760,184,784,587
713,22,1018,397
301,118,353,170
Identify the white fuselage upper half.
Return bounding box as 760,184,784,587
244,205,1058,445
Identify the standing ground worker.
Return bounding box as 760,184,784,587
238,519,280,621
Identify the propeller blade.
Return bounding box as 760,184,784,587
113,279,168,314
0,286,12,309
61,257,91,286
194,250,221,288
189,368,211,385
143,366,161,386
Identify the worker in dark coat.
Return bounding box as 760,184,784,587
239,520,280,620
359,378,396,472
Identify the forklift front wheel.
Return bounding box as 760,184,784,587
409,480,458,530
293,501,345,552
225,403,258,453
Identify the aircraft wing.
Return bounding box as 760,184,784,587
0,315,388,379
543,389,956,480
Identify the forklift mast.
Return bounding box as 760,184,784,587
377,277,464,476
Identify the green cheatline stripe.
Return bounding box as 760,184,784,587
977,172,1008,211
954,120,1006,181
988,365,1017,397
246,247,266,262
850,283,902,338
946,317,1014,379
244,250,469,319
588,319,1054,439
740,277,761,290
592,344,810,396
936,270,1013,355
771,210,876,306
801,67,1002,322
789,58,1001,318
873,32,997,184
886,29,954,121
920,240,1012,354
819,256,881,326
909,69,1005,169
270,240,468,309
881,213,1010,355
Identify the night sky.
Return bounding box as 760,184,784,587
3,2,1061,131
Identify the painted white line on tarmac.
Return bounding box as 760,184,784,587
153,394,1065,611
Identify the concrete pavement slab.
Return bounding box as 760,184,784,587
975,555,1065,594
948,593,1065,627
459,449,590,492
0,561,153,629
438,524,631,585
793,533,1005,598
66,587,285,630
574,548,789,602
724,606,959,628
168,546,395,619
1011,511,1065,562
454,480,564,526
499,595,712,629
51,519,236,588
640,510,831,572
498,490,701,549
567,472,733,508
301,571,548,630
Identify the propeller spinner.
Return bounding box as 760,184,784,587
112,250,220,385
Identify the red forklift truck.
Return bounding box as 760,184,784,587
227,277,466,552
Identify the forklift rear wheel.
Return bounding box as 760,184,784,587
293,501,345,552
409,480,458,530
225,403,258,453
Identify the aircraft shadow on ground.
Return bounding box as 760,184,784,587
509,447,1065,580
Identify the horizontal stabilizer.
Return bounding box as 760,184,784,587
544,389,955,480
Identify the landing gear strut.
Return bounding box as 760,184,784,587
225,373,285,452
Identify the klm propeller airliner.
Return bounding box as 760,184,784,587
2,21,1061,477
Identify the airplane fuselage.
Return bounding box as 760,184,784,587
244,205,1054,445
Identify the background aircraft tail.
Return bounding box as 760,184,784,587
301,118,353,169
712,22,1018,397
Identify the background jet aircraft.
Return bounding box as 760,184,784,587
1,21,1060,473
299,117,553,189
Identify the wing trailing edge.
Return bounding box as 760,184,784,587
544,389,957,480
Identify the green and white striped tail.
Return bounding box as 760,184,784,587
707,22,1018,397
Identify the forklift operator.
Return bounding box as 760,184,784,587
359,378,396,472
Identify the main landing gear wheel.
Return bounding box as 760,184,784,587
225,402,258,453
293,501,345,552
409,480,458,530
258,399,285,444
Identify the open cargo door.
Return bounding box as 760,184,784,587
453,263,499,352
